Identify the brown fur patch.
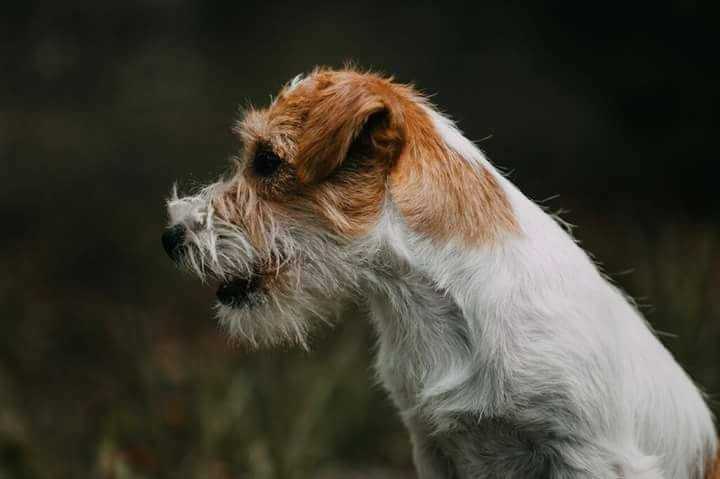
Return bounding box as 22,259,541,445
212,178,278,252
291,70,405,237
293,70,404,185
385,86,518,245
226,67,517,243
708,446,720,479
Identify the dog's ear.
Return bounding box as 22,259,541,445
295,76,405,184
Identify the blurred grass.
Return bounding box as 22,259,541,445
0,283,413,479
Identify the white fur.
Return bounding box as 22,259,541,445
371,108,717,478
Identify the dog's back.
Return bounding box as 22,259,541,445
506,174,716,477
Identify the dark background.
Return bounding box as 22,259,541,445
1,2,718,478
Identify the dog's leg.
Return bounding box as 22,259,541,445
430,414,667,479
620,468,665,479
615,452,665,479
411,441,454,479
541,441,665,479
405,419,456,479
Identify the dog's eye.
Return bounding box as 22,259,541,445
253,150,282,177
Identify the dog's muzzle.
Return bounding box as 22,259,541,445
161,223,265,309
161,224,186,263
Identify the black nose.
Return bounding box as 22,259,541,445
161,224,186,262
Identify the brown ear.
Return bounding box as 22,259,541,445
295,76,404,184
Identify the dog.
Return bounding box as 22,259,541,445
162,67,718,478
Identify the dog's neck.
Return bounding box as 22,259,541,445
363,227,518,431
365,258,466,420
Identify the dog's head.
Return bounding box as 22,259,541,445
162,68,516,347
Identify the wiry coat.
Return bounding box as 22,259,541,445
164,68,718,478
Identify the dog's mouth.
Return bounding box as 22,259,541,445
215,274,264,308
214,255,290,309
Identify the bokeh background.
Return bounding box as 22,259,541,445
1,2,718,478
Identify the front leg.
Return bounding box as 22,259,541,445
405,417,456,479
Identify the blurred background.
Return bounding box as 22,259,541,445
1,1,718,478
